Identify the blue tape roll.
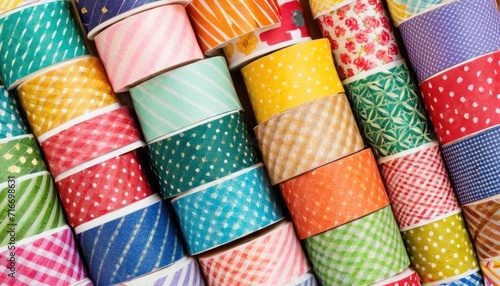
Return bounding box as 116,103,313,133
439,271,483,286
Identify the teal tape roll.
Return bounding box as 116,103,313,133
130,57,242,143
0,86,28,139
0,0,89,89
0,135,47,179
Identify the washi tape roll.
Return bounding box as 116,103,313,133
147,111,259,198
76,0,189,39
280,148,390,239
0,135,46,178
419,50,500,145
129,57,242,143
462,195,500,260
56,151,153,228
223,0,311,70
285,272,318,286
17,56,119,139
198,221,309,285
0,0,37,14
437,270,483,286
344,61,433,159
305,206,410,285
171,164,284,255
117,256,204,286
481,261,500,286
386,0,452,26
0,172,65,247
76,194,186,286
308,0,354,19
40,106,143,178
254,94,365,185
371,268,421,286
441,125,500,205
0,86,28,139
187,0,281,54
0,226,88,285
401,210,479,283
241,38,344,124
0,0,89,89
379,143,459,229
398,0,500,83
94,4,204,93
316,0,402,80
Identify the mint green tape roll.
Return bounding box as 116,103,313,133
305,206,410,285
0,0,89,89
129,57,242,143
0,135,47,179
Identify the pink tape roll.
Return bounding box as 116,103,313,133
94,4,204,92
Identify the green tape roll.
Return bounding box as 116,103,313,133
0,172,66,247
305,206,410,285
344,62,433,159
130,57,242,143
0,86,29,139
0,135,46,180
147,111,259,198
0,0,89,89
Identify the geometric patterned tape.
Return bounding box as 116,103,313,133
386,0,452,26
308,0,346,19
481,260,500,286
0,135,46,179
439,271,483,286
0,87,29,140
284,272,319,286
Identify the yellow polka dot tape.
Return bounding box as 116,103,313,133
401,210,479,283
241,39,344,124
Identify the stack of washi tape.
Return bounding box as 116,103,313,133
385,0,500,284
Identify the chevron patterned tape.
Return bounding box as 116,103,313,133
399,0,500,83
17,56,119,138
0,86,28,140
308,0,352,19
40,106,143,178
284,272,318,286
241,39,344,124
280,148,390,239
187,0,281,53
254,94,365,185
147,112,259,199
76,197,186,286
344,62,433,159
94,4,203,93
462,196,500,260
0,172,65,247
441,125,500,205
198,221,310,285
56,151,154,228
386,0,453,26
438,270,483,286
171,164,284,255
0,135,46,179
401,211,479,283
379,144,459,229
0,0,89,89
129,57,242,143
481,260,500,286
305,206,410,285
0,226,88,285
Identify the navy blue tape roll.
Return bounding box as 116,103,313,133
442,125,500,205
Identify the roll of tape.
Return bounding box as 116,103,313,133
419,50,500,145
344,61,433,159
317,0,402,80
371,268,421,286
198,221,310,285
441,125,500,205
0,0,89,89
187,0,281,54
399,0,500,83
0,172,65,247
171,164,284,255
280,148,390,239
56,151,153,228
308,0,354,19
0,135,46,178
76,0,189,39
241,39,344,124
0,86,28,139
76,195,186,286
284,272,318,286
481,261,500,286
147,111,259,198
462,195,500,260
254,94,365,185
223,0,311,70
72,278,94,286
94,4,204,93
305,206,410,286
379,143,459,229
0,226,88,285
40,106,143,178
17,56,119,139
386,0,453,26
0,0,37,14
437,270,483,286
129,57,242,143
401,211,478,283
